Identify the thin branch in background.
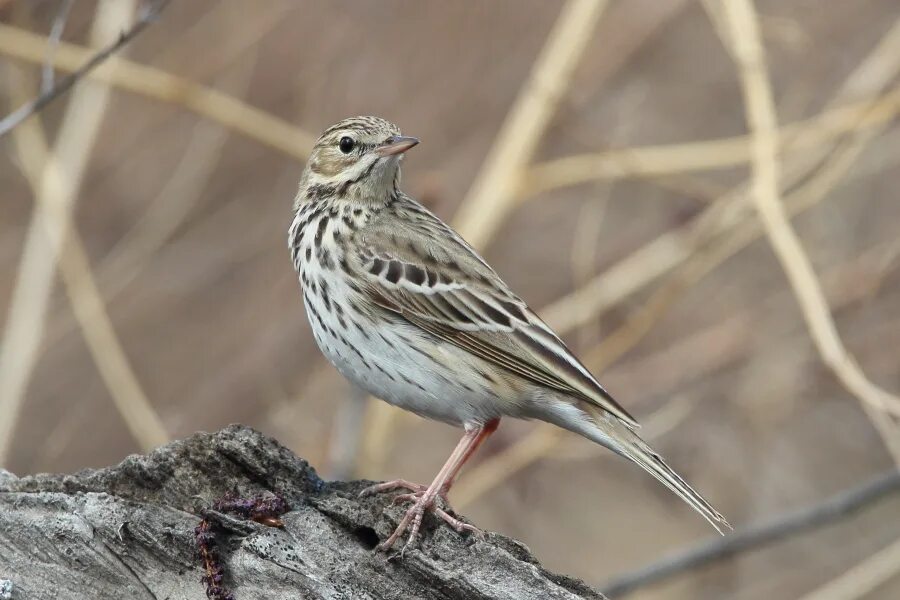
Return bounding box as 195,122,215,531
355,0,609,478
451,0,608,248
3,13,898,200
38,48,259,355
601,470,900,597
797,537,900,600
520,87,900,199
324,387,369,480
452,109,897,508
554,235,900,464
0,0,167,465
718,0,900,457
0,0,169,139
41,0,75,94
569,194,610,351
452,426,564,509
538,11,900,341
0,21,315,159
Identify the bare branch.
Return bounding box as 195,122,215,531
521,88,900,197
451,0,608,248
0,17,315,159
539,17,900,339
0,0,169,138
41,0,76,94
718,0,900,454
601,470,900,597
797,537,900,600
452,86,900,509
0,1,168,465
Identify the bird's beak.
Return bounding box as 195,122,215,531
376,135,419,157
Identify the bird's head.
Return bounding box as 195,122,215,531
299,116,418,206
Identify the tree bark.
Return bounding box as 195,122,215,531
0,425,604,599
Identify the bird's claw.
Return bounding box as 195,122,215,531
376,491,482,554
359,479,427,498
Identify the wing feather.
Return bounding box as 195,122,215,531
356,207,638,427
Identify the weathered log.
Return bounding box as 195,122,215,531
0,425,604,599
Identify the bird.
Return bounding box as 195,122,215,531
289,116,730,553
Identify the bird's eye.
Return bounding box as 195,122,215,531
339,137,355,154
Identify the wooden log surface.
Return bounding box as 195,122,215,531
0,425,605,599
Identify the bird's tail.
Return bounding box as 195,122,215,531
571,405,731,534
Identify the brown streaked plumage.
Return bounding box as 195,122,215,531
289,116,730,553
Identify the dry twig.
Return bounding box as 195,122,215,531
797,536,900,600
451,16,900,507
601,470,900,597
40,0,75,93
0,20,314,159
539,12,900,339
0,0,169,138
40,49,259,351
718,0,900,446
521,88,900,198
451,0,608,248
0,1,167,464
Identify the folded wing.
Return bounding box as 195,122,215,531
355,227,638,428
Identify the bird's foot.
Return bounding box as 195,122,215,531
360,479,453,505
377,490,483,554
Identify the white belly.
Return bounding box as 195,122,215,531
302,271,502,426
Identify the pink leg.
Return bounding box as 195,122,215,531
374,419,499,553
441,418,499,494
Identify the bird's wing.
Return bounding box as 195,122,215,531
355,206,638,427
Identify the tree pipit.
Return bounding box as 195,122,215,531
289,116,730,553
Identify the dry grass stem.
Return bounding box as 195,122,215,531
452,426,564,509
1,1,137,462
537,14,900,338
797,536,900,600
451,0,608,249
0,22,315,160
68,50,257,323
56,236,170,452
0,1,169,138
34,54,259,357
461,99,900,507
5,19,898,210
570,194,610,350
720,2,900,436
0,2,167,463
521,87,900,197
452,15,900,507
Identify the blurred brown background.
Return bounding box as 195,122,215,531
2,1,900,598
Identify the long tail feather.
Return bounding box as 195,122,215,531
551,403,731,534
613,428,731,534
